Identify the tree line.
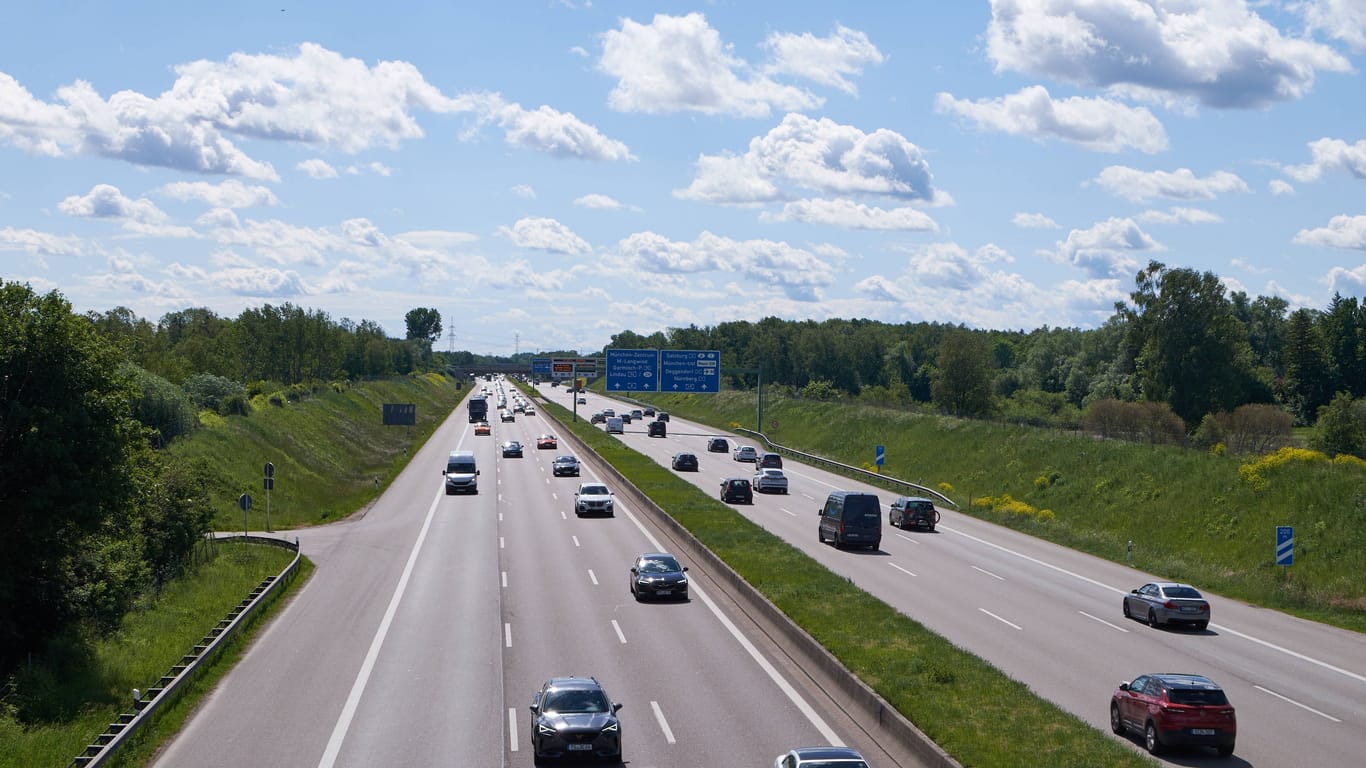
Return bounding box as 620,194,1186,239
602,262,1366,457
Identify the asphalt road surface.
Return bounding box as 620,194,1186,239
151,383,913,768
555,384,1366,768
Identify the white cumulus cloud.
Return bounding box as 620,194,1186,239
1294,214,1366,249
935,85,1168,153
762,198,938,231
1092,166,1250,203
497,217,592,256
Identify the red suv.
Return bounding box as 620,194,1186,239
1111,673,1235,757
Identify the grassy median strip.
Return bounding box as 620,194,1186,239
0,542,308,768
540,396,1154,768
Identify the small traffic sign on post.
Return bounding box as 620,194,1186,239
875,444,886,470
1276,525,1294,566
263,462,275,532
239,493,252,538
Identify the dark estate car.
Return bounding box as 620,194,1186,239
629,552,689,601
1111,673,1236,756
720,477,753,504
501,441,523,458
889,496,939,531
529,676,623,763
647,420,667,437
671,452,699,472
706,436,729,453
552,455,580,477
1123,582,1211,630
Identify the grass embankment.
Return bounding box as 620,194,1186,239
640,391,1366,632
0,542,306,768
174,372,467,530
534,391,1153,768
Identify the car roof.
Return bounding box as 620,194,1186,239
1150,581,1197,589
790,746,866,760
544,675,604,690
638,551,677,560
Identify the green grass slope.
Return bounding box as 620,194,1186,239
173,373,466,530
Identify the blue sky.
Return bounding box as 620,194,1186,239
2,1,1364,355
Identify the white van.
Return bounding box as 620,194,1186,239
605,417,625,434
443,450,479,494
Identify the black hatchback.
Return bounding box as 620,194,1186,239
671,452,699,472
720,477,753,504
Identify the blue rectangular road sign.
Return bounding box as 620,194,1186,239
1276,525,1294,566
875,445,885,466
532,357,552,375
660,350,720,392
606,349,660,391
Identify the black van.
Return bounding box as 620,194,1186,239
818,491,881,550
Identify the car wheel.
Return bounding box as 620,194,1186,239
1122,600,1130,619
1147,608,1158,627
1144,721,1163,755
1217,743,1234,758
1110,703,1124,734
833,532,843,550
1197,621,1209,631
818,527,826,544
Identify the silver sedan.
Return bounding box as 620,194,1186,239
1122,582,1210,630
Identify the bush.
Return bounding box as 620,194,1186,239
182,373,245,412
1196,404,1293,454
121,363,197,445
1309,393,1366,459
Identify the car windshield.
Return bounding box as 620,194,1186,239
448,461,475,473
1164,586,1203,599
581,485,608,495
1167,688,1229,705
639,557,681,573
801,762,869,768
543,688,610,713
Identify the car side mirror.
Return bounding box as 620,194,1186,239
630,567,637,574
612,702,623,712
476,470,481,475
1130,589,1139,595
682,566,689,572
1118,682,1130,691
442,469,447,475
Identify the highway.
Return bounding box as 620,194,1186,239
551,384,1366,767
150,379,906,768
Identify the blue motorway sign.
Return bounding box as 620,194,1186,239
1276,525,1294,566
532,357,552,375
875,445,885,466
660,350,720,393
606,349,659,391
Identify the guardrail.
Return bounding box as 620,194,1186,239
69,535,301,768
735,428,959,508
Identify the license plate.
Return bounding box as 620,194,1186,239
567,744,592,751
656,590,671,596
1191,728,1215,735
1180,606,1200,613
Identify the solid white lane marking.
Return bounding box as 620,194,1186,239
1078,610,1128,633
889,562,917,577
971,565,1004,581
317,490,442,768
651,700,676,744
508,708,518,751
504,622,512,648
980,608,1022,631
611,619,627,644
1255,685,1341,722
501,571,507,588
620,504,844,746
588,569,598,585
945,524,1366,686
572,535,581,548
780,507,797,517
893,533,921,544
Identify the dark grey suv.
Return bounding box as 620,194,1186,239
529,676,623,763
889,496,939,531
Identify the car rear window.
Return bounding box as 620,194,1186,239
1167,688,1228,706
1165,586,1203,599
844,495,880,521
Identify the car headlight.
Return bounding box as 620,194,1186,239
537,722,557,735
678,577,688,585
601,721,619,733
